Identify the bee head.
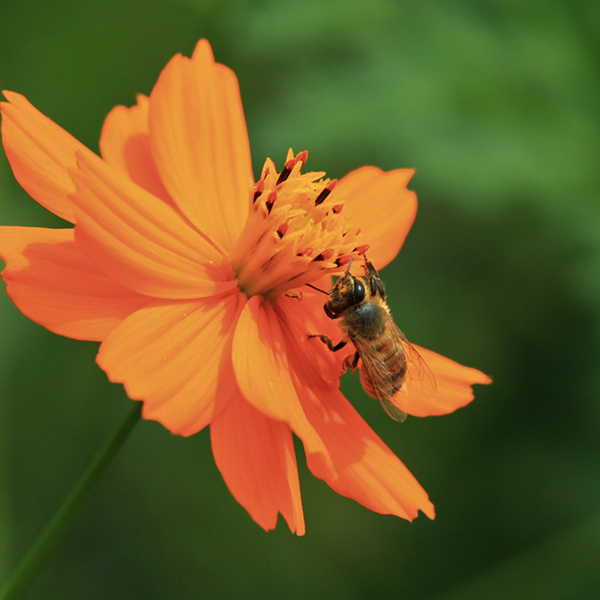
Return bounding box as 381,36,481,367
323,260,366,318
305,257,368,318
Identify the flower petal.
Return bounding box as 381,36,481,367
99,94,173,206
0,226,149,341
275,290,345,387
1,91,97,223
149,39,252,253
332,167,417,270
71,149,237,299
300,380,435,520
395,345,492,417
232,295,329,460
97,293,244,436
275,304,434,521
211,391,305,535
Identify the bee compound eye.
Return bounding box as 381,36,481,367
353,279,365,303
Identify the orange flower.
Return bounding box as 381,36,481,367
0,40,490,535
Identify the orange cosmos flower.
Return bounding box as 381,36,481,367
0,40,490,535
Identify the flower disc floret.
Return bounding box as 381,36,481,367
230,149,367,299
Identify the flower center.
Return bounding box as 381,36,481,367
229,149,369,299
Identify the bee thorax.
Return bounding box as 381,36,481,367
345,302,385,340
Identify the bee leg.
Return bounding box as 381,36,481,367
364,260,386,299
307,334,347,352
342,351,360,374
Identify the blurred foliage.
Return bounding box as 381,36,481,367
1,0,600,598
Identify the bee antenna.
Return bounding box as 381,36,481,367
307,257,354,295
306,282,330,295
344,257,354,276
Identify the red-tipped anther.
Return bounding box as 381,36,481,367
355,244,370,255
296,150,309,164
315,180,337,206
281,151,308,183
335,255,353,267
332,204,344,214
266,191,277,213
253,179,265,203
298,247,313,257
277,223,289,238
314,248,335,262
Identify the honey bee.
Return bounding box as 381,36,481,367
307,258,436,421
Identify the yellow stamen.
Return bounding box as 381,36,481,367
229,150,368,299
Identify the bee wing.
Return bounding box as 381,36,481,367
352,337,408,422
393,323,438,393
379,398,408,423
353,315,436,421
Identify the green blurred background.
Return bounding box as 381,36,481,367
1,0,600,598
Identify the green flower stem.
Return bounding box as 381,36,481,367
0,401,143,600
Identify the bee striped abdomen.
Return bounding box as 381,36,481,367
356,334,407,401
380,345,407,395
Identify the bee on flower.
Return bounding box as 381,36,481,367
0,40,490,535
308,256,437,423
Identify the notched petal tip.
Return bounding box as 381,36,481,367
333,166,418,270
1,91,98,224
297,381,435,522
149,37,252,254
0,226,150,341
99,94,172,205
397,345,491,417
192,38,215,62
211,392,305,535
